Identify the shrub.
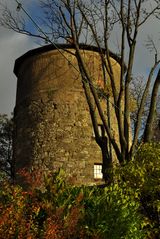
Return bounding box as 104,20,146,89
0,143,159,239
0,171,149,238
79,184,147,239
118,143,160,238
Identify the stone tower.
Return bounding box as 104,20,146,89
13,44,121,185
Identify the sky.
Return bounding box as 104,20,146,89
0,28,37,116
0,0,160,116
0,0,39,116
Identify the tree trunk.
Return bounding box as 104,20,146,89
98,137,112,184
143,69,160,142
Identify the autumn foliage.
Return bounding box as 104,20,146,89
0,143,159,239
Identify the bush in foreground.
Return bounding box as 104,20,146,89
0,143,159,238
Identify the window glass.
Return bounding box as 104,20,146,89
94,164,103,179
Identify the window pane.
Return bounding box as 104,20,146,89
94,164,103,179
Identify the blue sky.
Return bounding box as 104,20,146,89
0,0,160,116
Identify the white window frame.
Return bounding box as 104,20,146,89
94,163,103,179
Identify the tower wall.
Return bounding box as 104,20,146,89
14,45,121,185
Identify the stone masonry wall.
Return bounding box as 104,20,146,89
14,46,121,185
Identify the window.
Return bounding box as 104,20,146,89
92,124,105,138
94,164,103,179
98,124,105,137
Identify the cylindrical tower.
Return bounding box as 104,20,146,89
13,44,121,185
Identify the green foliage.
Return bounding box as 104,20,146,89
80,184,146,239
0,143,159,238
118,143,160,238
0,171,149,239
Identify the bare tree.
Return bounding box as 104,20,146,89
152,119,160,142
0,0,160,181
130,76,160,140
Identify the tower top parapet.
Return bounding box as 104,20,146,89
14,43,122,76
